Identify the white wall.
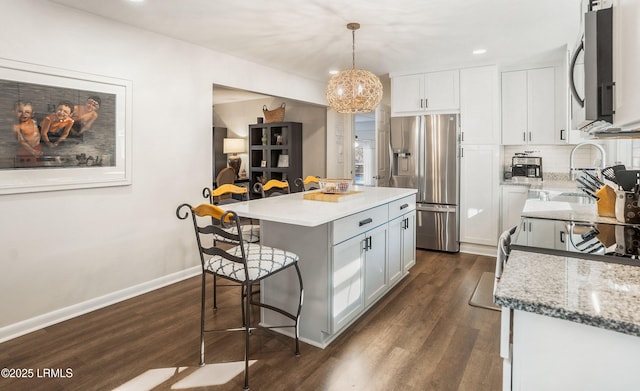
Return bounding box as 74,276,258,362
0,0,325,340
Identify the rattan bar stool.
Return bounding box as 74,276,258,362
176,203,303,391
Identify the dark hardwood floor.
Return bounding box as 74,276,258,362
0,250,502,391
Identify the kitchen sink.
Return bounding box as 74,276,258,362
550,192,596,204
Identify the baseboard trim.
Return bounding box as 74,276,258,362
460,242,497,257
0,266,200,343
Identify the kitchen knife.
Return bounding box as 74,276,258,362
581,172,604,190
576,178,600,198
583,171,605,187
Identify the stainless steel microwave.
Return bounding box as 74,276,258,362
569,5,614,129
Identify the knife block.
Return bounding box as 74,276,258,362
596,185,616,217
614,190,640,223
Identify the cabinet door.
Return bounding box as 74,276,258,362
501,70,529,145
501,185,529,232
388,216,403,285
331,234,365,333
524,218,557,249
402,212,416,271
424,70,460,112
460,66,499,144
391,73,424,115
528,67,557,144
364,224,388,307
460,145,499,246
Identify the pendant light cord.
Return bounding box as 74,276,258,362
352,29,356,69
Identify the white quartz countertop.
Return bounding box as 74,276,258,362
494,250,640,337
220,186,417,227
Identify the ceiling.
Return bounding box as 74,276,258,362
50,0,583,101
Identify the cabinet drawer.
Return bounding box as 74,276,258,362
388,194,416,220
332,205,388,245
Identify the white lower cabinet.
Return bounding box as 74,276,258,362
519,218,567,251
259,190,417,348
501,185,529,232
388,210,416,285
331,234,365,333
502,309,640,391
331,196,416,335
401,212,416,272
363,224,388,307
332,223,388,332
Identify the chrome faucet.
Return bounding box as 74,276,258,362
569,142,606,181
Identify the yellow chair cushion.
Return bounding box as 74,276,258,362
192,203,232,223
263,179,289,191
303,176,319,185
211,184,247,197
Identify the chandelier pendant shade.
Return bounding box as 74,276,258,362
326,23,383,114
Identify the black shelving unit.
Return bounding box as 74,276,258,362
248,122,302,194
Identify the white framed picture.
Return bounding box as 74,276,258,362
0,58,132,194
277,154,289,168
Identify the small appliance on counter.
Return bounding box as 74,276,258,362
511,154,543,180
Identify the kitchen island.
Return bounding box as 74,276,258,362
226,186,417,348
495,197,640,390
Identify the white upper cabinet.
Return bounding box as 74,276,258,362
391,70,460,116
502,67,560,145
460,65,500,144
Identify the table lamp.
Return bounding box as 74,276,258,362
223,138,245,179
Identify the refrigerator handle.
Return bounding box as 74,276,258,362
418,116,424,202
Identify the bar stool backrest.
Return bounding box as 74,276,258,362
176,203,247,273
254,179,290,198
295,176,320,191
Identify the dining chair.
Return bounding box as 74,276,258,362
176,203,303,390
253,179,290,198
215,167,236,187
295,175,320,191
203,184,260,311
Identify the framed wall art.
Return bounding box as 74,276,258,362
277,154,289,168
0,58,132,194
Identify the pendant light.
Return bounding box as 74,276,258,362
326,23,383,114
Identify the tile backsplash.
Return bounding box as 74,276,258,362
503,144,609,177
502,139,640,180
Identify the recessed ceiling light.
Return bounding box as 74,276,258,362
329,70,339,75
473,49,487,55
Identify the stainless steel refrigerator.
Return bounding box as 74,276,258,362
389,114,459,252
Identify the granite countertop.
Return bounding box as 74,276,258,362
494,250,640,337
502,172,579,191
501,179,580,192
